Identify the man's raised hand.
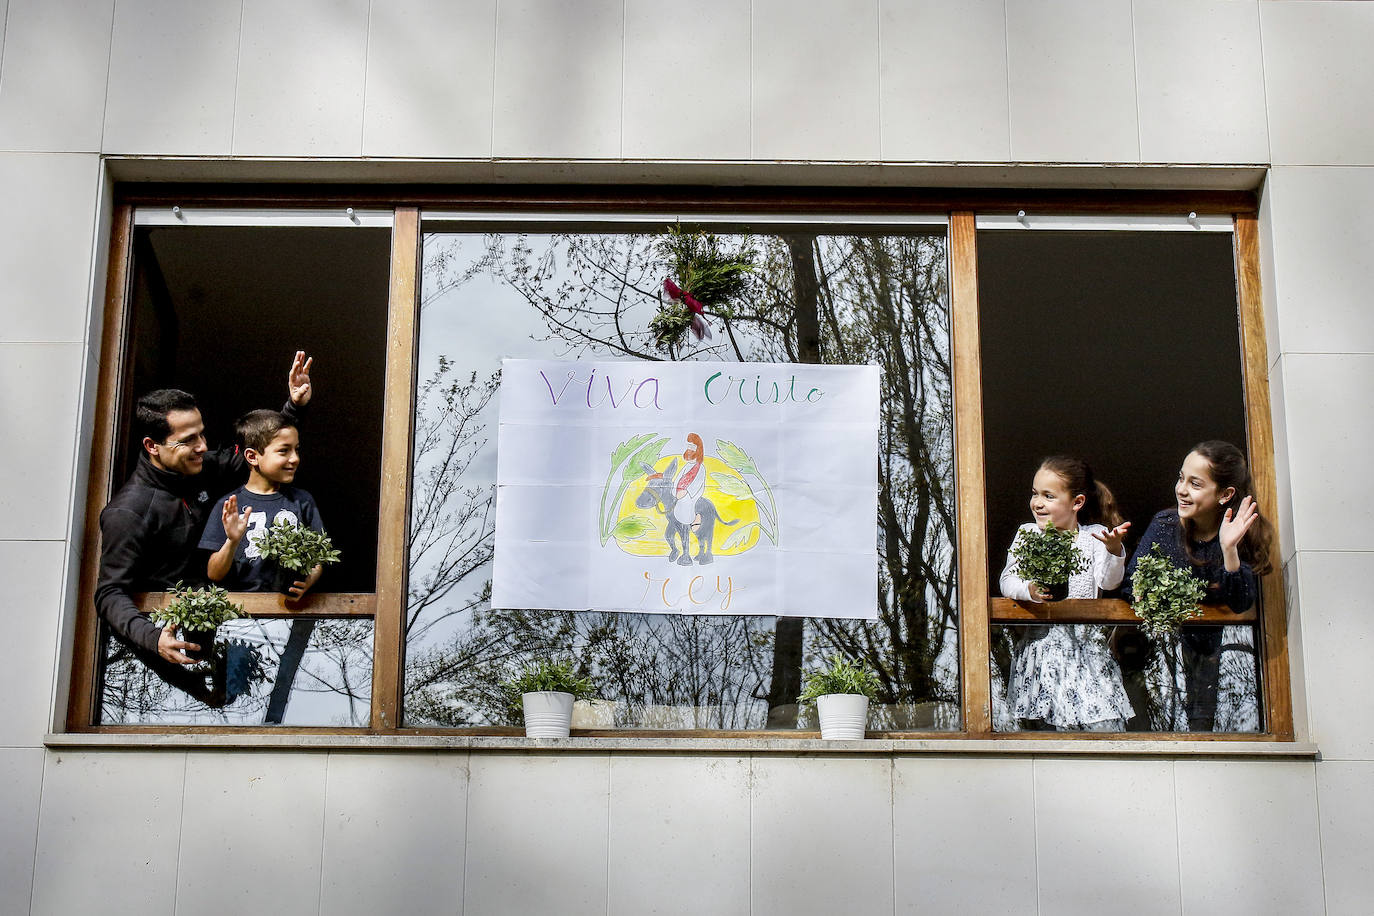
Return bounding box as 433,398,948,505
288,350,314,406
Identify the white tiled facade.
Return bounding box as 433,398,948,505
2,1,1369,912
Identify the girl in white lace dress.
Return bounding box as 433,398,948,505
999,456,1135,731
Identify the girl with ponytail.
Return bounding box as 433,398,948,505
999,456,1135,731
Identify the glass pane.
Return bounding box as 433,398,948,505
404,227,958,730
991,623,1260,732
99,618,373,726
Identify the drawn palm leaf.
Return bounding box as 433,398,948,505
721,522,758,551
714,439,759,476
621,437,669,489
610,432,657,471
601,432,659,541
708,471,754,501
611,515,657,540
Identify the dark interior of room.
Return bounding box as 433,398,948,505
977,229,1249,593
119,224,392,592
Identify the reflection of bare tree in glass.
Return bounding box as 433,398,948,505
404,230,958,729
100,621,371,725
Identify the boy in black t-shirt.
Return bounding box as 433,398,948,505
200,409,326,596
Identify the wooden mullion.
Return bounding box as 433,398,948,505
67,204,135,730
949,211,992,734
1234,213,1294,740
370,207,420,730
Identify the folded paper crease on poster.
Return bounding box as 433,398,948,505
491,359,880,619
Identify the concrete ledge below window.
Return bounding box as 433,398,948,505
45,733,1319,758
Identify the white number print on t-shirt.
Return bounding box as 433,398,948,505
244,508,301,558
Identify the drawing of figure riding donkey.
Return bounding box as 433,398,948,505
637,432,737,565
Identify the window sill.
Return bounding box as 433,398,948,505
45,732,1319,758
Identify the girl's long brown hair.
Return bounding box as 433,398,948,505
1039,455,1123,529
1180,440,1275,575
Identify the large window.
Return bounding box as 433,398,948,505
404,220,957,731
66,193,1291,742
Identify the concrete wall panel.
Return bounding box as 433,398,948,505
363,0,497,159
233,0,369,156
752,0,880,161
879,0,1010,162
102,0,240,156
0,0,113,152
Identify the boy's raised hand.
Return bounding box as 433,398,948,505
288,350,314,406
222,494,251,543
1091,521,1132,557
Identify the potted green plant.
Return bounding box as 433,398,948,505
798,655,881,740
503,660,597,738
1009,522,1089,601
150,582,245,664
254,519,341,595
1129,545,1208,640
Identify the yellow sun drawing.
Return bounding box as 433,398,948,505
614,455,762,557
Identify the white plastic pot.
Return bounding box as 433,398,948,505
522,691,575,738
816,693,869,740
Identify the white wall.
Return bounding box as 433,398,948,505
1,1,1371,913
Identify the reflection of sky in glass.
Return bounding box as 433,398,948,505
100,619,372,726
406,229,958,730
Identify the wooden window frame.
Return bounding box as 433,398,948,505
63,187,1291,742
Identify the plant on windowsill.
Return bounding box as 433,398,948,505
503,660,598,738
150,582,245,665
1009,522,1089,601
1129,544,1208,640
254,519,341,596
798,655,881,740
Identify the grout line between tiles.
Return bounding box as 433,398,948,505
229,0,245,156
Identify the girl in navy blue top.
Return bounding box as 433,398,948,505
1125,440,1275,731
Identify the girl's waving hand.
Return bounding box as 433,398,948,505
1219,495,1259,553
1091,521,1131,557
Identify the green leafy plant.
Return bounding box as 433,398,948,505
255,519,342,575
648,301,695,351
651,225,757,352
150,582,245,632
1130,544,1208,639
503,659,597,700
1010,522,1088,588
798,656,881,704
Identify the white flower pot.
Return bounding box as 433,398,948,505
816,693,869,740
522,691,575,738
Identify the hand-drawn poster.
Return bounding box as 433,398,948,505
491,359,880,618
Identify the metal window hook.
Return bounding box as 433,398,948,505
1187,211,1200,229
1016,209,1029,227
345,207,360,225
171,205,187,223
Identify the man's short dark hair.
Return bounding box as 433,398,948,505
134,389,198,444
236,409,296,454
